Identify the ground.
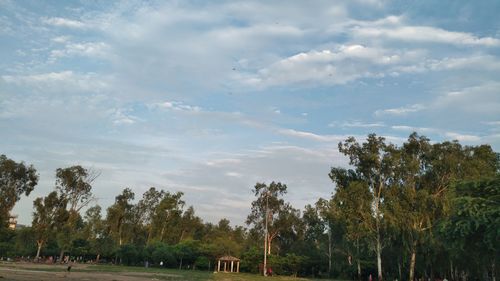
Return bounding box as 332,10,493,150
0,262,338,281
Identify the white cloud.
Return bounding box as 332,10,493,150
437,83,500,111
111,109,141,125
278,129,345,142
225,172,242,178
483,121,500,126
245,45,409,87
42,17,86,29
353,23,500,47
51,36,70,44
445,132,481,142
150,101,202,113
50,42,111,60
329,120,385,128
375,104,426,116
391,125,482,143
3,70,74,83
2,71,110,93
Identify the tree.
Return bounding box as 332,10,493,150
384,133,433,281
0,155,38,226
386,135,499,281
302,201,334,277
106,188,135,247
55,166,98,212
82,205,105,262
150,191,184,243
336,134,393,281
55,165,98,261
246,181,292,255
330,177,373,280
440,177,500,281
32,191,68,260
136,187,165,244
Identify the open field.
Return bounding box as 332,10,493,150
0,262,340,281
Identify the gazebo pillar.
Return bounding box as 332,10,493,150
231,261,234,272
236,261,240,273
217,260,221,272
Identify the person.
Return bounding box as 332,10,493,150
267,267,273,276
369,274,373,281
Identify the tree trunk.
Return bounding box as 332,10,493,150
376,231,383,281
398,260,402,281
267,236,272,255
375,184,383,281
59,249,65,263
450,260,456,281
179,257,183,270
147,225,153,244
409,241,417,281
492,261,496,281
357,259,362,281
160,225,165,241
96,253,100,264
328,227,332,276
35,241,43,261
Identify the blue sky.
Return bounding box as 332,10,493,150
2,0,499,225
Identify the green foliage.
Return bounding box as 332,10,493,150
0,154,38,226
439,176,500,274
151,243,176,266
240,246,262,273
117,244,141,265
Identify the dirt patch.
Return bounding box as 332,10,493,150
0,266,177,281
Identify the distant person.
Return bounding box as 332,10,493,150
369,274,373,281
267,267,273,276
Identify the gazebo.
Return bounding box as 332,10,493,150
216,256,240,273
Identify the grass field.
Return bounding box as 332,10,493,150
0,262,342,281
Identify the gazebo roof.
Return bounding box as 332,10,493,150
218,255,240,261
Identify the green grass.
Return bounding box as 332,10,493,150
84,265,343,281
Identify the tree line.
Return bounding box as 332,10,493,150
0,133,498,281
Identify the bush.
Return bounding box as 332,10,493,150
194,256,210,270
118,244,139,265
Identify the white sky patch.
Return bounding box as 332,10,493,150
42,17,86,29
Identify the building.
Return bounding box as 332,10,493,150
8,215,18,230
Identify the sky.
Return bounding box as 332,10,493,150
1,0,500,226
